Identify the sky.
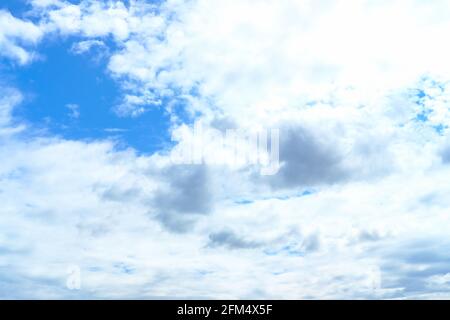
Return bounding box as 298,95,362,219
2,0,450,299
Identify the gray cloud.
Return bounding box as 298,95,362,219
363,239,450,298
260,125,348,189
440,145,450,164
100,186,141,202
358,230,383,243
152,165,213,232
301,233,321,253
210,116,238,132
207,230,261,250
207,229,320,254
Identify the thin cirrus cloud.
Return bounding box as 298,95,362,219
0,0,450,299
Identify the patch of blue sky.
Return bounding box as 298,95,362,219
2,35,176,154
0,0,186,154
415,109,430,122
0,0,89,18
280,244,304,257
233,190,315,205
272,189,315,201
159,87,198,126
407,85,449,135
433,124,447,135
0,0,30,16
114,262,135,275
408,87,431,124
263,245,304,257
416,89,426,99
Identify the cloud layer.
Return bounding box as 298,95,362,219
1,0,450,299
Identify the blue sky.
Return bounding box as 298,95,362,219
0,0,31,15
1,0,172,154
2,0,450,300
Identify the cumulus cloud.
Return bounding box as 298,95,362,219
207,230,261,250
65,0,450,122
262,125,348,189
152,164,213,232
0,10,43,64
2,0,450,299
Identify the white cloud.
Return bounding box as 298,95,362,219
70,40,105,55
94,0,450,122
30,0,64,8
0,88,26,135
0,10,43,64
65,103,80,119
2,0,450,299
1,84,450,298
